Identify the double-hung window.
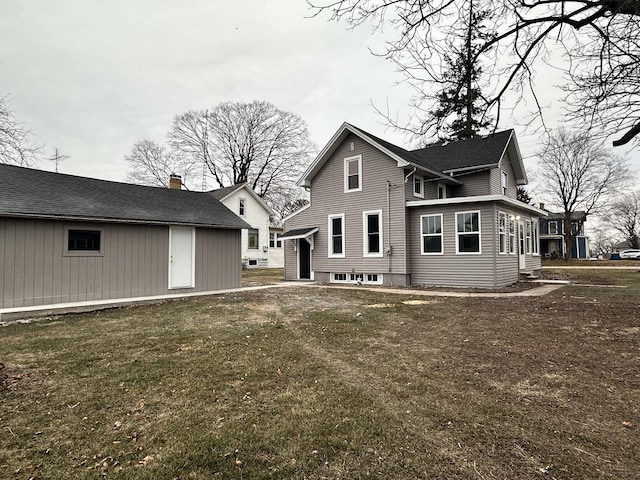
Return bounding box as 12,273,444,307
413,175,424,198
508,216,516,254
248,229,259,249
548,221,558,235
456,211,481,254
269,232,282,248
525,220,532,254
239,198,246,217
363,210,383,257
501,171,508,195
421,214,443,254
498,212,507,254
344,155,362,192
328,214,345,257
437,183,447,199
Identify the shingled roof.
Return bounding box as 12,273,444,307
0,164,250,229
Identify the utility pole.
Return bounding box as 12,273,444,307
48,148,69,173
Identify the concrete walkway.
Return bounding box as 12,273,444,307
542,265,640,269
1,280,566,324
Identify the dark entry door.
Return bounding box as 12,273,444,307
299,239,311,279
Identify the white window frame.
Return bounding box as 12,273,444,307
548,221,558,235
456,210,482,255
344,155,362,193
328,213,345,258
248,228,259,250
365,273,383,285
498,211,507,254
437,182,447,199
362,209,383,258
532,220,539,255
509,216,516,254
413,174,424,198
420,214,443,255
525,220,532,254
331,273,348,283
239,198,246,217
501,170,508,196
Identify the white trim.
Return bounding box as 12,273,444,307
508,215,516,254
420,213,443,255
413,174,424,198
497,211,507,255
437,182,447,199
168,226,196,289
525,219,532,254
328,213,345,258
282,203,311,223
442,162,497,174
362,209,384,258
239,197,246,217
532,219,540,256
455,210,482,255
297,238,313,280
279,227,319,241
501,170,508,196
407,194,547,216
63,226,104,257
344,155,363,193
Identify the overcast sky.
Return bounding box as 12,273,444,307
1,0,638,188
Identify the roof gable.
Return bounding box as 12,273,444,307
210,183,274,216
299,123,528,187
0,164,250,228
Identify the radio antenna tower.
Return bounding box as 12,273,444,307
48,148,69,173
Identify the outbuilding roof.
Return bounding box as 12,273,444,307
0,164,250,229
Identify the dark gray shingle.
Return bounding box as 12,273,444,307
0,164,249,228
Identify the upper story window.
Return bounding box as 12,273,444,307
239,198,246,217
248,228,259,249
413,175,424,198
421,214,443,254
363,210,383,257
501,170,508,195
456,211,481,254
548,221,558,235
498,212,507,254
328,214,345,257
437,183,447,199
269,232,282,248
344,155,362,192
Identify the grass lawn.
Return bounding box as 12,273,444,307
1,269,639,479
241,268,285,287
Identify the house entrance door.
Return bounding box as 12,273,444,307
299,238,311,280
518,223,526,270
169,227,195,288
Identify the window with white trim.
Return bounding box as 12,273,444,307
331,273,348,282
509,216,516,254
269,232,282,248
548,221,558,235
526,220,532,254
344,155,362,192
328,214,345,257
437,183,447,199
363,210,383,257
413,175,424,198
501,170,508,195
456,211,481,254
420,214,443,254
248,229,259,249
239,198,246,217
498,212,507,254
532,220,539,255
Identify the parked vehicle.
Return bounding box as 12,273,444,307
619,249,640,259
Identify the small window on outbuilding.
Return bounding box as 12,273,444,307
65,228,104,256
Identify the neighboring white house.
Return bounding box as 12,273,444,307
210,184,284,268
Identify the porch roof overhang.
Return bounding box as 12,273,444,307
279,227,318,240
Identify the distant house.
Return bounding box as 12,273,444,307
0,164,249,310
210,183,283,268
282,123,545,288
538,209,589,259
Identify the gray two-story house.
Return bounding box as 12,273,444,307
281,123,545,288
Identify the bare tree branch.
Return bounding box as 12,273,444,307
0,95,40,167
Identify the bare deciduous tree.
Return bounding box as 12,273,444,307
608,191,640,249
310,1,640,147
537,128,631,260
0,95,39,167
125,140,200,190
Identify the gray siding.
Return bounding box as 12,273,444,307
285,133,409,284
453,171,492,197
408,202,541,288
492,151,518,197
0,218,241,308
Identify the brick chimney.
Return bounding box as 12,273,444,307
169,174,182,190
539,202,545,210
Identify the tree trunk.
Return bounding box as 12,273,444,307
564,215,575,261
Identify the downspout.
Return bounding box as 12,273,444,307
387,180,393,286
